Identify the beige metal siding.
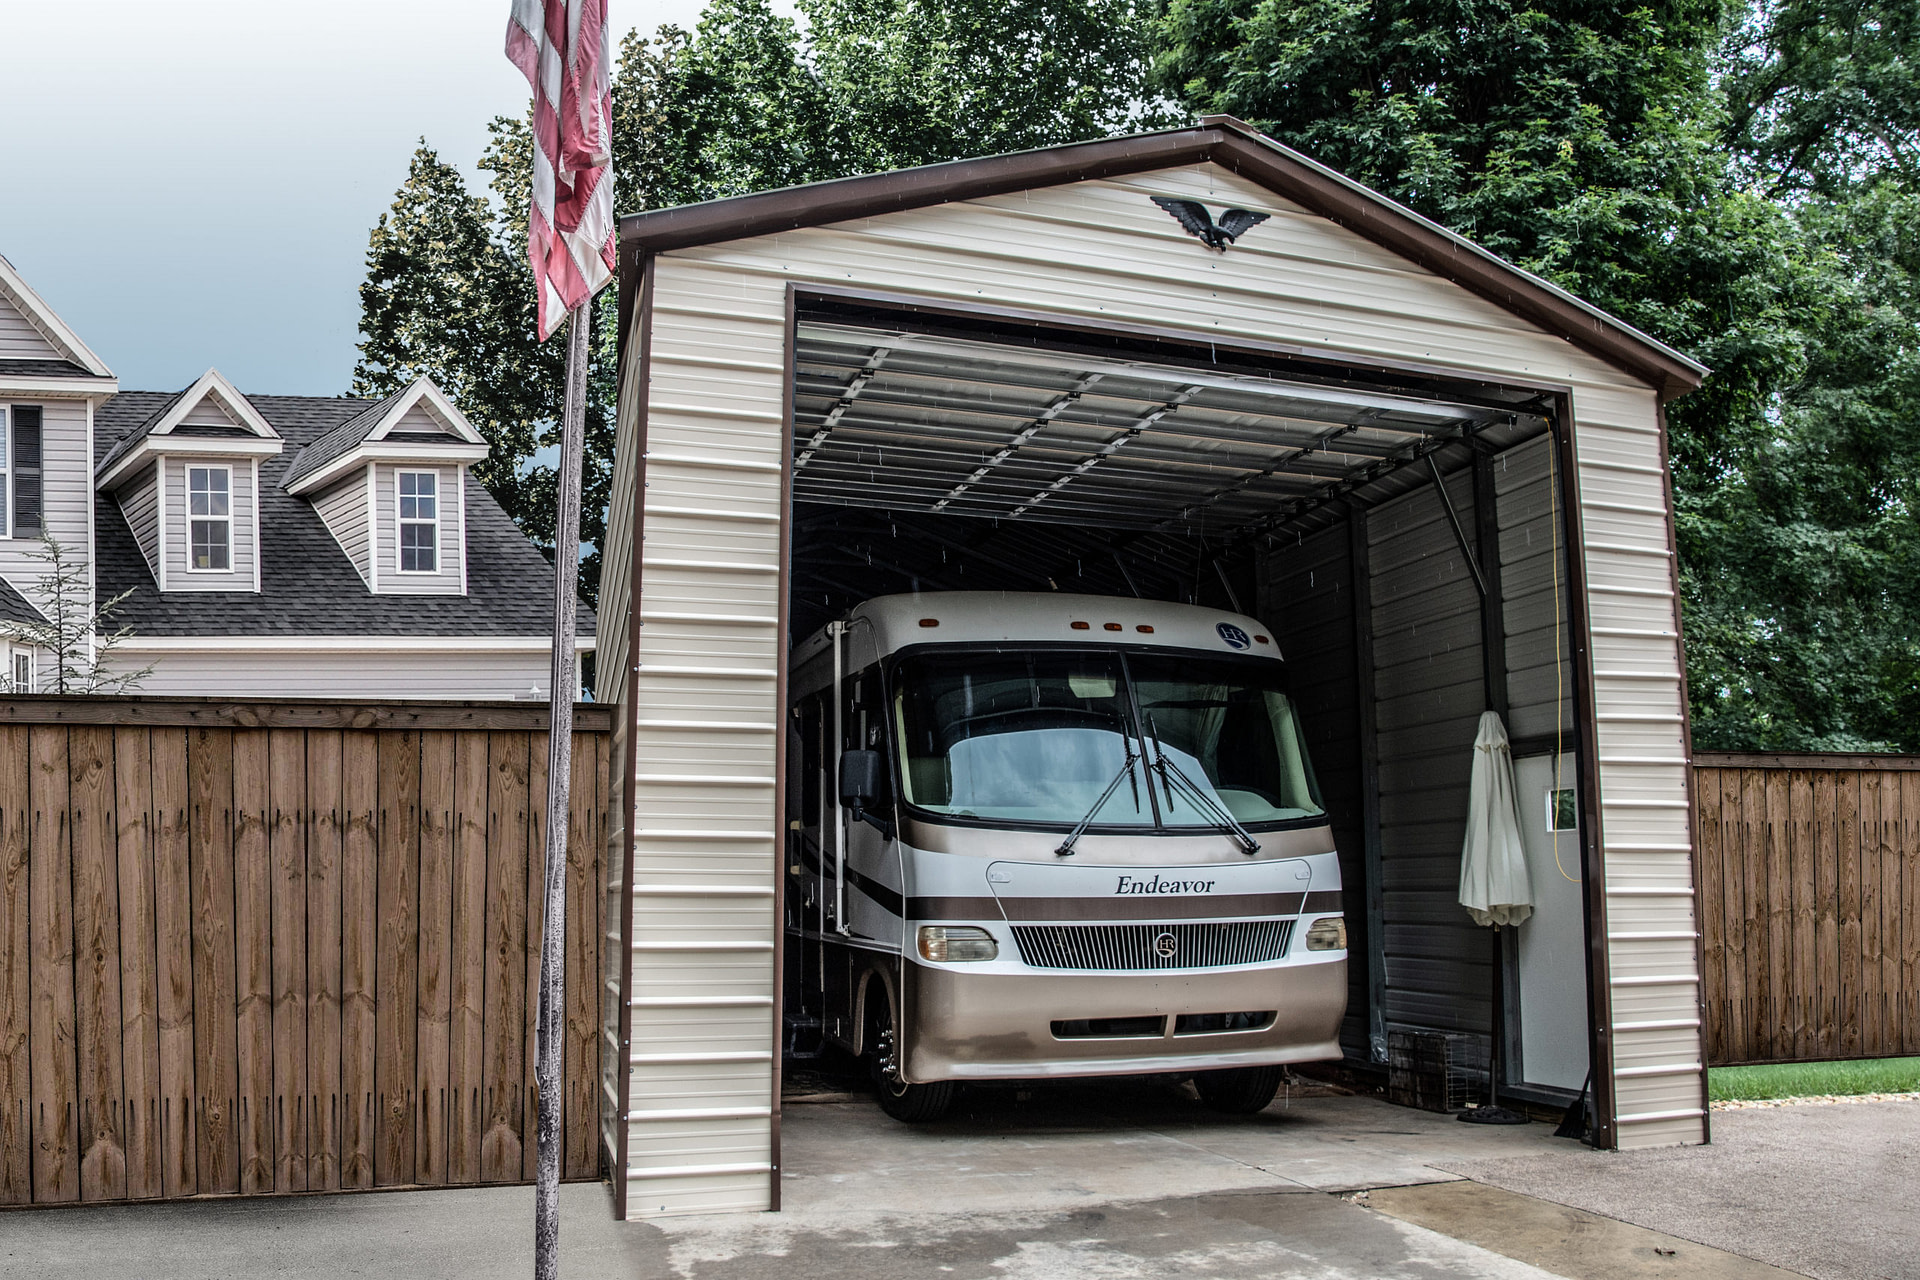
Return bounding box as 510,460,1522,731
605,159,1702,1214
108,643,562,698
371,462,465,594
161,454,256,591
311,468,372,585
0,294,60,360
0,398,93,616
116,464,160,581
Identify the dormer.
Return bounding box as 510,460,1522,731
97,369,282,592
283,378,488,595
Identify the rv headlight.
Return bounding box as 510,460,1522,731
1304,917,1347,952
918,925,999,962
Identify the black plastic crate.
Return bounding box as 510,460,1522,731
1386,1030,1489,1113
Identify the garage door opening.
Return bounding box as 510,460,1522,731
778,294,1594,1125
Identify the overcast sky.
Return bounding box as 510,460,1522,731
0,0,727,396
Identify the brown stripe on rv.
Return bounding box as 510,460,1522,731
909,893,1309,921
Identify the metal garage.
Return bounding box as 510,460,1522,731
593,116,1709,1217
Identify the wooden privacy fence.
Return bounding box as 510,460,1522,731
0,697,608,1206
1696,752,1920,1066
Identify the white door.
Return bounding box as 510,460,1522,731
1513,752,1590,1091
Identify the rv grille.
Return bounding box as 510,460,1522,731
1009,920,1293,971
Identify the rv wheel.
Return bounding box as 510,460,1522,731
1193,1066,1282,1115
869,999,956,1123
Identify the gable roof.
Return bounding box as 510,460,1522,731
617,116,1707,401
0,253,114,379
0,576,46,629
95,368,283,486
93,390,585,638
281,377,488,494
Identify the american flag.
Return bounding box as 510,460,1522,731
506,0,617,340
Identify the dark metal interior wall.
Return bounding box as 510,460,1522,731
1367,468,1494,1039
1257,522,1369,1057
1495,435,1578,745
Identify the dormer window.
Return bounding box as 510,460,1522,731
187,465,232,571
397,470,438,573
1,404,43,539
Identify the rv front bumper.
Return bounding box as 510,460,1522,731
899,956,1346,1082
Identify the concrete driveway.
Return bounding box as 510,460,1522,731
0,1080,1822,1279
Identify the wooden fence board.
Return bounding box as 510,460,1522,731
0,710,606,1205
69,726,127,1201
447,734,490,1185
480,732,528,1182
1699,757,1920,1065
30,725,79,1202
268,729,308,1193
306,730,343,1192
0,726,32,1203
113,728,162,1200
373,732,420,1185
524,733,549,1183
415,731,455,1186
339,732,378,1190
151,730,194,1197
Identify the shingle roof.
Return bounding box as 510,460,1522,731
277,388,406,490
94,391,590,638
0,358,100,381
0,576,46,627
92,388,188,477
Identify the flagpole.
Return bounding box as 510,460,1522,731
536,296,590,1280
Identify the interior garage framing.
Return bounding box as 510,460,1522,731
595,116,1709,1218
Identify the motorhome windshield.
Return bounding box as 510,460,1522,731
891,648,1323,829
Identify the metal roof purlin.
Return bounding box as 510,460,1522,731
794,345,890,473
933,371,1103,511
1008,386,1201,519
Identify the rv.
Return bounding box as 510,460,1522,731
786,592,1347,1121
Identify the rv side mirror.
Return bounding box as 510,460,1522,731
839,749,882,807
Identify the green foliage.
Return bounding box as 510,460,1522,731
1155,0,1920,751
1709,1056,1920,1099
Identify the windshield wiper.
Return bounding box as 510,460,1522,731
1055,740,1140,857
1146,716,1261,855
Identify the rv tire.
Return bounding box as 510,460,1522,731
867,991,956,1122
1193,1065,1282,1114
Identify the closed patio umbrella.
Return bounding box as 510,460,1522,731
1457,710,1532,1124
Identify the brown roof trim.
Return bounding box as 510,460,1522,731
618,118,1705,401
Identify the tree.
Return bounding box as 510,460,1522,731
9,535,153,695
357,0,1172,612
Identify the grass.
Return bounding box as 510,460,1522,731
1708,1057,1920,1101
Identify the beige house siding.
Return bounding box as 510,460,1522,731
116,463,160,581
372,462,465,594
312,468,372,585
0,398,93,615
0,294,60,361
604,159,1701,1213
160,454,257,591
177,397,243,431
110,641,570,699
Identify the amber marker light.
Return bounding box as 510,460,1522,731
1103,622,1122,631
1070,621,1091,630
1136,625,1154,633
1254,634,1270,644
919,618,940,627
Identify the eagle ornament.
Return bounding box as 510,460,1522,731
1149,196,1270,250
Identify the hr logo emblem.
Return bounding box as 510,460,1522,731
1153,932,1179,960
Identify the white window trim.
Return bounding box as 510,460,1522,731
395,468,441,575
251,457,262,594
184,462,235,575
457,466,468,595
156,456,168,590
7,647,33,694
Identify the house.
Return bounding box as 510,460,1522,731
0,253,587,699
